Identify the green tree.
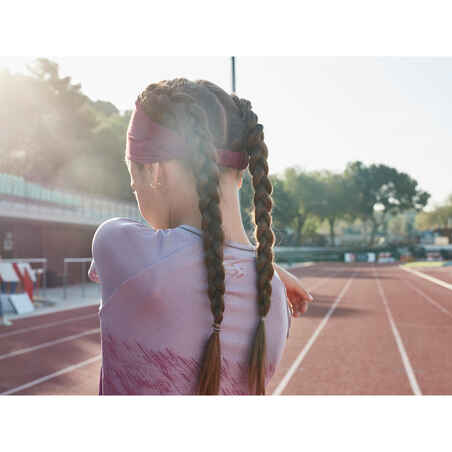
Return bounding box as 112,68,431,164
91,100,120,117
309,170,354,246
415,194,452,230
0,58,132,201
269,175,298,245
81,109,132,199
238,171,299,246
283,167,323,245
345,161,430,246
26,58,97,141
0,59,99,185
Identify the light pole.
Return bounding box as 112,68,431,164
231,56,236,94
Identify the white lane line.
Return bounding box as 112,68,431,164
402,279,452,319
272,274,355,395
1,355,102,395
374,267,422,395
0,328,100,361
8,300,100,320
400,266,452,291
0,314,98,339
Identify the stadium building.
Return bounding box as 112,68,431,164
0,173,143,287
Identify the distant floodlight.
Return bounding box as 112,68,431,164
231,57,236,94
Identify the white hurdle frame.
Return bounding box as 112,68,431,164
1,258,48,297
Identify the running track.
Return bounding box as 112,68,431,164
1,263,451,395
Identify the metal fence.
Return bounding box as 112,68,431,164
274,246,346,264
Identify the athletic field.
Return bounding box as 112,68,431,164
1,262,452,395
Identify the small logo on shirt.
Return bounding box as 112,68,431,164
223,262,246,280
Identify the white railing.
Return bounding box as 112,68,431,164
0,172,144,226
0,197,143,226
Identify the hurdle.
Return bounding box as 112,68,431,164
0,261,38,323
1,258,48,299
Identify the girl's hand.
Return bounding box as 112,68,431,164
274,264,314,317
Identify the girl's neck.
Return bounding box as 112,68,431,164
174,187,252,247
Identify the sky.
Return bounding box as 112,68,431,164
1,56,451,209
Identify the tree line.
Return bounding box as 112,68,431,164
415,194,452,230
241,162,430,247
0,58,133,200
0,58,432,246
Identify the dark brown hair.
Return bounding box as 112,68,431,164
199,82,275,394
133,78,274,395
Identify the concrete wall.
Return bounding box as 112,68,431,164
0,218,95,286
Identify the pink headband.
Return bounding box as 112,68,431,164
125,100,249,170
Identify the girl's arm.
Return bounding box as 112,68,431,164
274,263,314,317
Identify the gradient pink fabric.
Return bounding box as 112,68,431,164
89,217,290,395
125,100,249,170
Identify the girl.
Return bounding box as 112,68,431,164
89,78,313,395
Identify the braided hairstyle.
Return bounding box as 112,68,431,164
233,97,275,395
134,78,275,395
192,81,276,395
199,83,276,395
135,79,226,395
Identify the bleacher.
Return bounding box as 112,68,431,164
0,172,144,225
0,173,81,206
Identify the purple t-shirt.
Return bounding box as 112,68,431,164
89,217,290,395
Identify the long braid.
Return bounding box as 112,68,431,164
182,101,226,395
231,95,275,395
137,80,226,395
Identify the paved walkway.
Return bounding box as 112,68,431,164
2,282,101,320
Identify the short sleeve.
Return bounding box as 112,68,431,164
88,217,165,302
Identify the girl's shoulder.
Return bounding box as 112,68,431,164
93,217,148,239
91,217,190,268
89,217,198,303
92,217,173,252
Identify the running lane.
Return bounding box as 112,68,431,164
377,265,452,395
399,269,452,314
267,263,351,393
270,265,414,395
0,315,100,356
0,325,101,394
267,264,385,394
417,266,452,285
0,304,99,335
7,356,102,395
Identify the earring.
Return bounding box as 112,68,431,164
149,181,163,190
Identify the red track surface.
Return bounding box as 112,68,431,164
1,263,451,395
416,266,452,285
